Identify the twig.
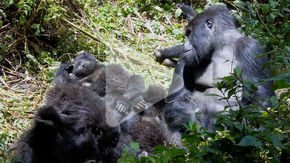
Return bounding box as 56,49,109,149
165,15,173,25
15,51,22,71
256,12,277,40
0,76,26,93
0,23,11,31
133,10,144,21
61,17,101,42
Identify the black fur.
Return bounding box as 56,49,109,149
14,82,120,163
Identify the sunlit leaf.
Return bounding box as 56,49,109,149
175,8,182,18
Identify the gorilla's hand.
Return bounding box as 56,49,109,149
154,49,177,67
115,96,131,115
130,96,146,113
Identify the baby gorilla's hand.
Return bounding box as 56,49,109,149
115,97,131,115
130,96,146,113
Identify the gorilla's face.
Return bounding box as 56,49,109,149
72,51,100,78
183,7,217,57
183,6,235,58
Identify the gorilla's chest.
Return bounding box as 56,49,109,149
195,46,238,87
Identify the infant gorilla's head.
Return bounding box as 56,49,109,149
72,51,103,79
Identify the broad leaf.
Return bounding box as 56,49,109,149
237,135,262,147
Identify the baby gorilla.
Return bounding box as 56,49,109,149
69,51,146,116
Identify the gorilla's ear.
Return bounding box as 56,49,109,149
177,3,196,21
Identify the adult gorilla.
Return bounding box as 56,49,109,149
155,4,274,133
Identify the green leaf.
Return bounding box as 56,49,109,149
234,123,244,131
216,81,224,90
175,8,182,18
243,80,257,91
146,157,156,163
17,0,24,8
205,146,221,154
266,72,290,82
269,135,285,148
234,67,242,78
237,135,262,147
19,15,26,25
129,142,140,151
172,28,182,36
269,96,279,106
227,88,236,98
7,0,14,6
154,6,162,12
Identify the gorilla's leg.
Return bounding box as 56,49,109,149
163,88,196,133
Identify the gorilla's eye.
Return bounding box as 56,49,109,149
185,29,191,37
206,19,213,29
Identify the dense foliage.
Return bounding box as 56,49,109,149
0,0,289,162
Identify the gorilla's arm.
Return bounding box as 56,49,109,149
154,44,185,67
54,63,74,84
163,88,196,133
166,59,186,101
143,84,166,104
155,44,184,60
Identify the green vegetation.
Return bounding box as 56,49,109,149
0,0,289,162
